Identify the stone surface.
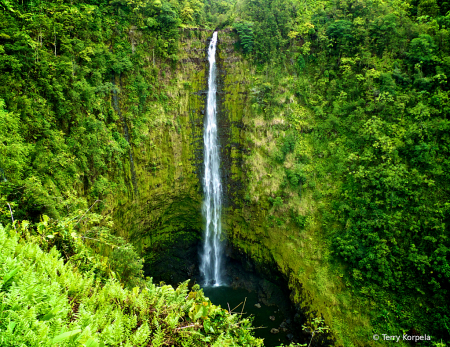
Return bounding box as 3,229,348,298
106,28,333,346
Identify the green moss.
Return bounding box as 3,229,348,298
106,30,211,257
100,28,383,347
216,30,383,347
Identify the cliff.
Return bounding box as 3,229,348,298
106,28,373,346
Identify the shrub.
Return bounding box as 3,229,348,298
0,223,264,346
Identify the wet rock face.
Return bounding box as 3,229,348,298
143,229,201,286
222,252,305,343
111,29,210,258
225,246,293,311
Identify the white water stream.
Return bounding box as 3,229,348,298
200,32,224,287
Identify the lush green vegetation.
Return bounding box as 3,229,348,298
2,0,450,345
0,220,263,346
0,0,213,224
230,0,450,344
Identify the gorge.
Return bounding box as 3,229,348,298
1,0,450,346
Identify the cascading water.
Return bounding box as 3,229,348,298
200,32,224,287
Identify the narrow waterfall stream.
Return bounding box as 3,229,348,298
200,31,224,287
197,32,304,347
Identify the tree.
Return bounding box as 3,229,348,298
418,0,440,17
0,100,29,183
233,21,254,54
408,34,437,65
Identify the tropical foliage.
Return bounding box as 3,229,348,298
2,0,450,344
0,222,263,346
234,0,450,342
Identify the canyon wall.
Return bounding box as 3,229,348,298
110,28,372,346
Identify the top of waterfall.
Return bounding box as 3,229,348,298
210,32,218,47
208,32,218,64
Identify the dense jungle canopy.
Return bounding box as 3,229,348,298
1,0,450,345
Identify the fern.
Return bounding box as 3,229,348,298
0,223,264,346
131,321,151,346
151,320,165,347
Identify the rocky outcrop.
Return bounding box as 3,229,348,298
108,28,346,346
110,30,211,275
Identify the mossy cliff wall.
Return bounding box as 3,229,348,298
109,28,374,346
107,29,215,282
217,31,374,346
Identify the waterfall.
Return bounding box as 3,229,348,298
200,32,224,287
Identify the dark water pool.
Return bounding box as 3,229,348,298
203,286,294,347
